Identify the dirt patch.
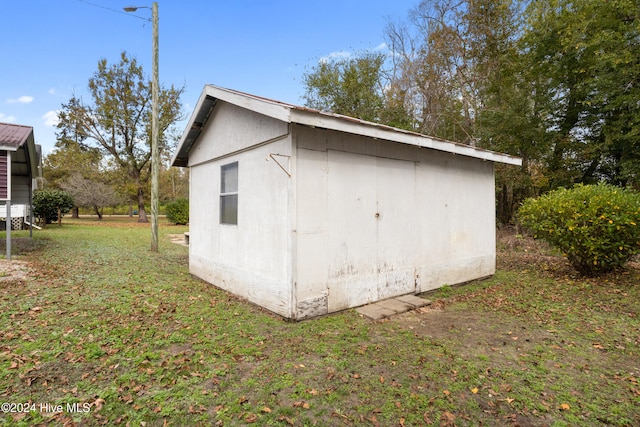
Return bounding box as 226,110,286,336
0,236,47,257
0,260,30,282
393,305,562,366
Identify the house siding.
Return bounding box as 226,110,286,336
414,148,496,292
188,103,293,317
293,125,495,318
188,102,289,167
11,176,32,205
0,152,7,200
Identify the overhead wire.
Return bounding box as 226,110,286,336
75,0,150,22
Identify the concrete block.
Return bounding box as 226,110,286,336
357,304,395,320
396,295,431,307
377,298,414,312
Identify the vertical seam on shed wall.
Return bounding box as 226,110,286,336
288,124,297,319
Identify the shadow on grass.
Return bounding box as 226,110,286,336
0,234,49,257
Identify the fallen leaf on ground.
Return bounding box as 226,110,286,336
278,416,294,425
441,411,456,426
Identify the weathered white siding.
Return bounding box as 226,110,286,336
415,150,496,292
175,85,519,320
188,102,290,165
11,176,31,205
188,102,293,317
293,125,495,318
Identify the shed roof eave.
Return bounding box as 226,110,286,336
288,109,523,166
172,85,293,167
171,91,217,167
171,84,523,168
201,84,292,123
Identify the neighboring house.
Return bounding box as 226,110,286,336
171,85,522,320
0,122,42,232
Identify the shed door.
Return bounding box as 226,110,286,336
376,156,417,299
327,151,417,312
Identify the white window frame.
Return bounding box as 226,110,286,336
220,162,238,225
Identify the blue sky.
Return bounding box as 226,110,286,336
1,0,418,155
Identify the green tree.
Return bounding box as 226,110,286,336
303,52,389,123
56,51,184,222
43,138,111,218
160,166,189,202
470,1,547,222
33,189,75,226
523,0,640,189
43,139,102,189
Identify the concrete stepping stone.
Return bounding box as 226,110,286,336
356,295,432,320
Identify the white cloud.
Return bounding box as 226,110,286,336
0,113,17,123
42,110,60,127
7,96,34,104
319,50,352,64
48,88,56,95
373,42,388,52
319,44,390,64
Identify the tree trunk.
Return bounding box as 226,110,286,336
72,206,79,218
137,188,148,223
57,208,62,227
93,205,103,220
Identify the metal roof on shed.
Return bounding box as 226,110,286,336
0,122,33,150
171,85,523,168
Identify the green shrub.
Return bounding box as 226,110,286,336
165,198,189,225
33,189,75,225
517,183,640,276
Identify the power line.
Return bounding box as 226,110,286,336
75,0,150,21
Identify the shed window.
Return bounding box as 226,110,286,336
220,162,238,225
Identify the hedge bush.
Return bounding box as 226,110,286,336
165,198,189,225
33,189,75,225
517,183,640,276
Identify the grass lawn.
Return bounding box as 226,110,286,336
0,218,638,426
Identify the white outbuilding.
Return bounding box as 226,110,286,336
171,85,522,320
